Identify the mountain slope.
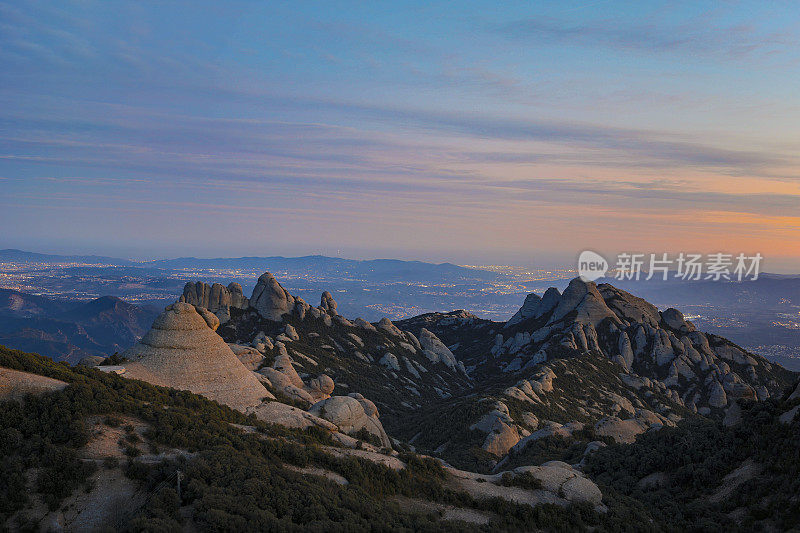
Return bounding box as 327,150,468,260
178,272,794,475
0,290,158,363
0,346,644,532
585,380,800,530
0,289,71,318
393,278,793,470
3,267,799,530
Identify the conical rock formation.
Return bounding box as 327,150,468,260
121,303,272,411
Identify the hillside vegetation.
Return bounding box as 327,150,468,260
2,346,652,532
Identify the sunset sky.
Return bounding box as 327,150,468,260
1,1,799,271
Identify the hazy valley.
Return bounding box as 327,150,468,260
3,249,798,370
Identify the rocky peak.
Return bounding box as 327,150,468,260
250,272,296,321
504,288,561,329
661,307,695,332
418,327,465,373
548,278,618,327
597,284,660,327
538,288,561,318
120,302,271,412
377,317,403,337
228,282,247,308
505,293,542,327
179,281,249,323
320,291,338,316
488,278,793,418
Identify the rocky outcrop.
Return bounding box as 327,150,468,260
253,401,338,431
449,462,602,508
594,417,647,444
120,303,273,411
252,331,274,353
320,291,338,316
284,324,300,341
492,276,786,415
354,318,377,332
482,421,520,456
258,353,334,404
378,352,401,371
418,328,460,371
708,380,728,408
78,355,106,367
505,293,542,327
661,308,694,332
790,382,800,401
250,272,295,321
308,394,391,448
227,344,264,371
307,374,335,401
548,278,618,327
377,317,403,337
468,402,523,456
518,462,603,506
593,408,672,443
179,281,248,323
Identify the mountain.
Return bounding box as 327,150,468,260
176,272,795,474
1,250,512,319
393,278,794,471
1,270,799,531
594,273,800,309
580,274,800,371
584,381,800,530
147,254,499,283
57,296,158,349
0,248,133,265
0,290,157,363
0,289,71,317
0,346,643,532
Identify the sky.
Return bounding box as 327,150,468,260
1,1,799,271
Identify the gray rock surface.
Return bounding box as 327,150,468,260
179,281,249,323
250,272,295,321
418,328,460,370
379,352,401,371
309,395,391,447
121,303,272,411
661,307,694,332
506,293,542,327
320,291,338,316
548,278,617,327
377,317,403,337
708,380,728,408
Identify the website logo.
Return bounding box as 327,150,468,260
578,250,609,282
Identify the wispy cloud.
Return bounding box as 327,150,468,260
1,1,799,265
494,15,798,61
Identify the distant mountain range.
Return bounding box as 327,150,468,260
148,255,499,282
0,289,158,363
2,249,799,370
0,249,498,282
0,248,135,265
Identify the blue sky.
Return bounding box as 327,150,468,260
1,1,799,270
